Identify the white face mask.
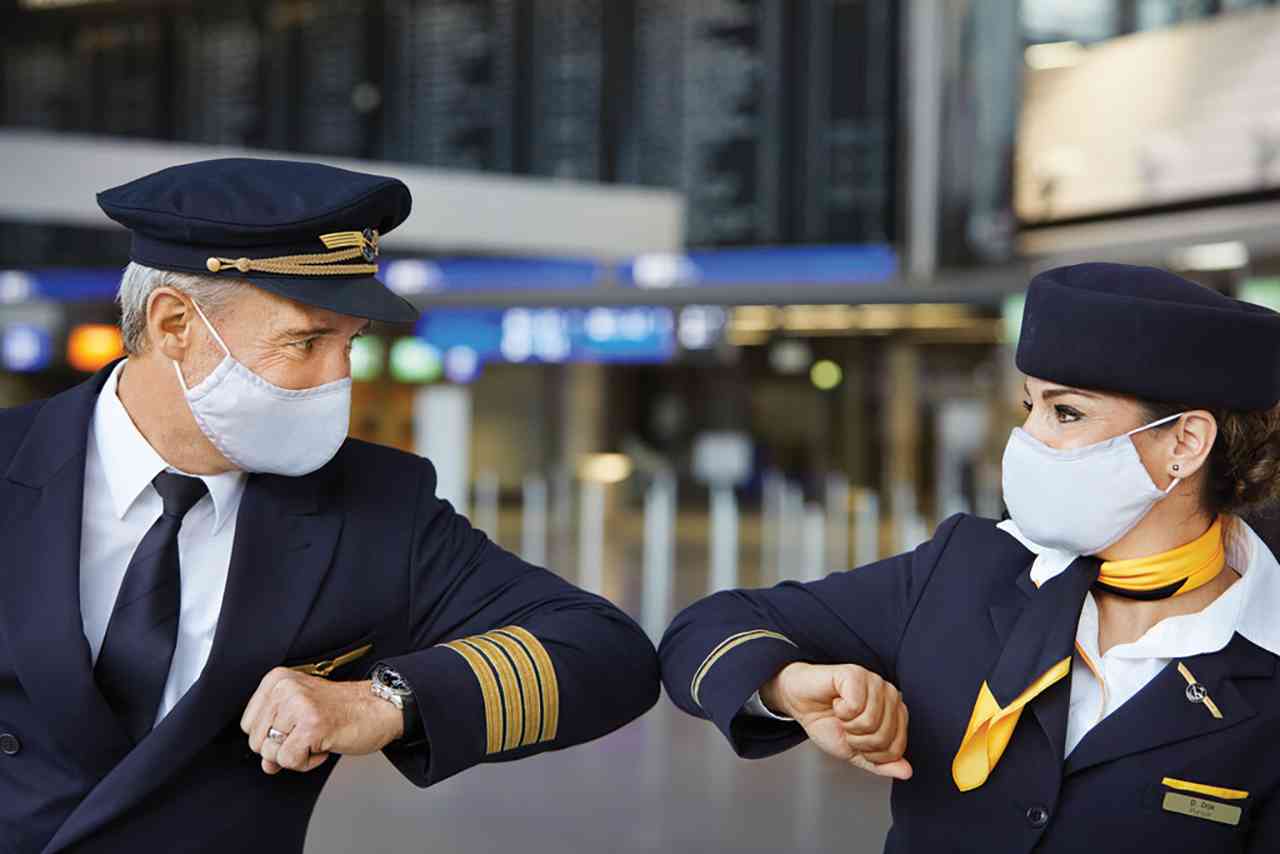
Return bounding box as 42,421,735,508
1001,411,1186,555
173,301,352,476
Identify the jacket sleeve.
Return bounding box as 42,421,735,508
378,459,660,787
658,512,965,759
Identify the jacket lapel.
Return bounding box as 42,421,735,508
987,562,1079,765
0,364,135,779
43,466,345,854
1064,633,1274,778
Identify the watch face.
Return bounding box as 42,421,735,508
375,665,411,695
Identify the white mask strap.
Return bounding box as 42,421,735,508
1125,410,1186,437
172,299,231,394
189,299,231,358
1127,411,1186,496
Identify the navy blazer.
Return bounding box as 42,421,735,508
660,513,1280,853
0,364,660,854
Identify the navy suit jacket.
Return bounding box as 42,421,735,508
0,364,659,854
660,513,1280,853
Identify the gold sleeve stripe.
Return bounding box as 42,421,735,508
457,639,513,752
469,636,525,752
441,639,504,754
484,630,543,747
497,626,560,742
691,630,797,709
439,626,560,755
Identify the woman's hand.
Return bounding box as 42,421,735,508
759,661,912,780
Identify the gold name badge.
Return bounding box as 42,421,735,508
1163,792,1243,827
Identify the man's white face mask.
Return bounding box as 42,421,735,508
172,300,352,476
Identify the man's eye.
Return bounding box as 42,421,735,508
292,338,316,351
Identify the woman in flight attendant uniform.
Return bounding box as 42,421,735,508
659,263,1280,853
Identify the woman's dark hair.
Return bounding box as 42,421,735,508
1140,398,1280,518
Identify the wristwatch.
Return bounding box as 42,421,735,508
370,663,424,743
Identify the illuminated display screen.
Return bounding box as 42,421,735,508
415,307,675,366
389,338,442,384
1,325,53,372
349,334,385,382
1240,279,1280,313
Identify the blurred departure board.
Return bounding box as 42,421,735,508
262,0,372,157
3,39,71,131
174,2,264,147
72,16,169,138
527,0,604,180
382,0,518,170
2,0,899,247
796,0,896,244
624,0,786,246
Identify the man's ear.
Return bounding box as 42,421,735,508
147,287,196,363
1168,410,1217,479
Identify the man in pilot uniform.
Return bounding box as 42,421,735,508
0,158,659,853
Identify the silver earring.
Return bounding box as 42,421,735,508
1171,464,1180,472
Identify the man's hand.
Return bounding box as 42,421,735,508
759,661,912,780
240,668,405,775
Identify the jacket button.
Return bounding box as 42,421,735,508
0,733,20,756
1026,805,1049,828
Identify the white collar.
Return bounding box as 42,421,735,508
996,515,1280,659
93,360,246,533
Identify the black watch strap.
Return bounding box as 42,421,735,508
400,694,424,743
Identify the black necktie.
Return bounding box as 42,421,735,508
94,472,208,743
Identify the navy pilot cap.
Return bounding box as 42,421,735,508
97,158,419,323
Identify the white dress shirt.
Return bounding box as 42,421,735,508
744,515,1280,753
79,360,246,729
997,514,1280,757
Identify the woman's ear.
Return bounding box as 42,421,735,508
1167,410,1217,480
147,288,195,363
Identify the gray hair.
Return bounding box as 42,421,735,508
116,262,241,355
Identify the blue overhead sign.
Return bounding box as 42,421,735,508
4,244,899,306
0,269,121,303
382,256,602,296
622,244,898,289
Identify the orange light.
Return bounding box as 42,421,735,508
67,324,124,372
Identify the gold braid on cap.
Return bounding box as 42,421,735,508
205,229,379,276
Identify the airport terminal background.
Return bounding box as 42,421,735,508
4,0,1280,851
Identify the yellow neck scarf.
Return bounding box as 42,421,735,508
1095,516,1226,598
952,516,1227,792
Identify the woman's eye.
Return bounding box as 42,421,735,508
1021,400,1033,412
1054,405,1081,422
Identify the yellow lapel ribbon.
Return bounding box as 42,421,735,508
952,516,1227,792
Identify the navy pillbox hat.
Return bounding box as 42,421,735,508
97,157,419,323
1016,262,1280,410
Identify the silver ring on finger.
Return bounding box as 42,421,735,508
267,726,289,744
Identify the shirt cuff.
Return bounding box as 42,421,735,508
742,689,794,721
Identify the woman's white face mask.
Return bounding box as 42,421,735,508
173,301,352,476
1001,411,1186,555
